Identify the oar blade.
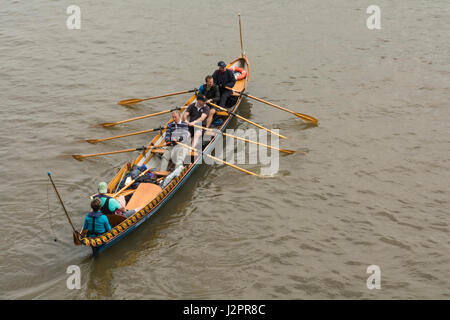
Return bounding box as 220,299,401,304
85,139,98,144
279,148,296,154
294,112,318,125
72,155,84,161
118,99,142,106
96,122,117,128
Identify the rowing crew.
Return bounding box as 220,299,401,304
160,60,239,169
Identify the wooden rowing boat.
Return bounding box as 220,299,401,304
75,55,250,256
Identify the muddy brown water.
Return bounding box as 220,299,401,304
0,0,449,299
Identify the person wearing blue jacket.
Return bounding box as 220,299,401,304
82,198,112,237
212,61,236,107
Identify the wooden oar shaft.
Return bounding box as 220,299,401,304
191,124,294,154
247,94,291,113
226,86,318,124
87,127,165,144
140,90,193,102
249,94,318,123
99,107,186,127
118,89,195,106
73,147,145,160
47,172,76,233
103,109,173,127
207,102,287,139
177,142,260,177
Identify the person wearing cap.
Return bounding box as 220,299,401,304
183,94,210,148
93,182,123,215
212,61,236,107
93,182,142,218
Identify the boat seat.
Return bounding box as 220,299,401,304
105,214,127,228
126,183,163,211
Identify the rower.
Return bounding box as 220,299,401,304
199,75,221,128
212,61,236,108
183,94,210,149
159,110,190,172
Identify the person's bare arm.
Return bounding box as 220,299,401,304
183,110,189,122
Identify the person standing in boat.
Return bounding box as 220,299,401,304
160,110,190,172
198,75,221,128
82,198,112,237
212,61,236,107
183,94,210,149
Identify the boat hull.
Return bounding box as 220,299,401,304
80,56,250,255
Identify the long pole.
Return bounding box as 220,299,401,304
238,13,245,57
47,172,76,233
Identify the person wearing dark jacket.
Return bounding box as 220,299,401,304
199,75,221,127
183,94,210,148
198,75,220,105
212,61,236,107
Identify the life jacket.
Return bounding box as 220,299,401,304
87,211,105,237
93,194,115,215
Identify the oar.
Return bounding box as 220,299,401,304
191,123,296,154
176,142,261,177
72,146,148,161
226,87,319,125
96,107,184,128
207,102,287,139
85,126,167,144
118,89,197,106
